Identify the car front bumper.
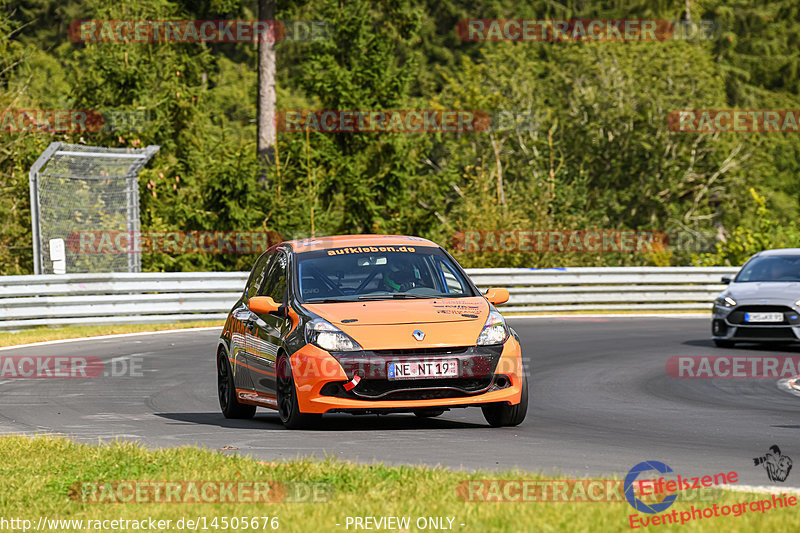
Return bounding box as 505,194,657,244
712,303,800,342
289,336,525,414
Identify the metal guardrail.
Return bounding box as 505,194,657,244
0,272,246,329
467,266,739,312
0,267,739,329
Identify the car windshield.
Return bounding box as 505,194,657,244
736,255,800,282
295,245,476,302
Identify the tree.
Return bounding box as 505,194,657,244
257,0,276,182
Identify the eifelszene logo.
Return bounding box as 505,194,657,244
624,461,678,514
625,461,739,520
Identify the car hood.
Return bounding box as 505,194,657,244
726,282,800,303
303,297,490,350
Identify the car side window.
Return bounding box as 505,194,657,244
260,251,288,304
436,258,469,295
245,253,273,301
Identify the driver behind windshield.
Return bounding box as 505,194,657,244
762,259,794,281
773,260,793,280
382,257,421,292
741,257,800,282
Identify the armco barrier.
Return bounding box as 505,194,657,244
467,266,739,313
0,272,247,329
0,267,739,329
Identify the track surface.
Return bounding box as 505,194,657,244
2,317,799,486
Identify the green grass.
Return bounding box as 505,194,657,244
0,436,795,532
0,321,224,347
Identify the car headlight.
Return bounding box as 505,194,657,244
477,310,509,346
305,318,362,352
714,296,737,308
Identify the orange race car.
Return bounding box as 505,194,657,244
216,235,528,428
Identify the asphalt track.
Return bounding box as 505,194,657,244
2,317,800,488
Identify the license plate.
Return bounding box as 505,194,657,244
387,360,458,379
744,312,784,323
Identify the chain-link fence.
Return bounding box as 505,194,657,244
28,142,159,274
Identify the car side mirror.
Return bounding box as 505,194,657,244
249,296,281,314
721,275,732,285
485,288,510,305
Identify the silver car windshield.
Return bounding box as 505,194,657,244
736,255,800,282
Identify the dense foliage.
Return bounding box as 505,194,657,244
1,0,799,273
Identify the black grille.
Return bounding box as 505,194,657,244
371,346,470,356
733,327,797,340
728,306,800,325
356,376,492,397
330,345,504,380
367,388,476,401
319,374,511,401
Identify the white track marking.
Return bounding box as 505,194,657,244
0,326,221,352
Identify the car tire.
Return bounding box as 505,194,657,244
482,372,529,427
276,354,321,429
414,409,445,418
217,352,257,419
713,339,735,348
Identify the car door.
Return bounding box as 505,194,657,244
231,252,273,391
249,248,292,396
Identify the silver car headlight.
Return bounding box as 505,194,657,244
477,310,509,346
305,318,362,352
714,296,737,308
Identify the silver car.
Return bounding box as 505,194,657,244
712,249,800,347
